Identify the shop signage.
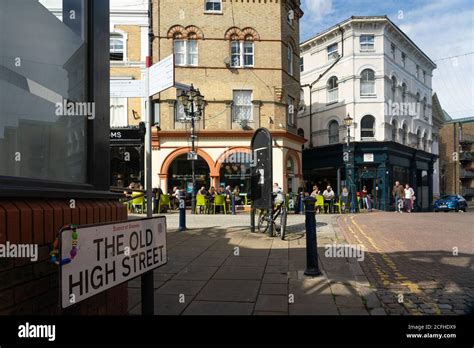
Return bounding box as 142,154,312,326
364,153,374,162
149,54,175,96
60,217,167,308
250,128,273,209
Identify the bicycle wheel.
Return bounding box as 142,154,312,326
258,209,270,234
280,206,287,240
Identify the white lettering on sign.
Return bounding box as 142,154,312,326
60,217,167,308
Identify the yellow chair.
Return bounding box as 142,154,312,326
315,195,325,213
195,194,207,214
213,194,227,214
131,192,145,214
333,199,342,214
158,194,171,213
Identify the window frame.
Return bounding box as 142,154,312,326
360,115,376,140
230,40,254,68
232,90,253,122
204,0,222,13
0,0,117,199
300,56,304,72
327,76,339,104
390,43,396,60
360,69,376,96
288,44,294,76
328,120,340,144
401,52,406,68
327,43,338,61
110,33,125,61
360,34,375,51
391,120,398,142
173,39,198,67
287,96,295,126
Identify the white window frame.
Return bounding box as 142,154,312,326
174,39,198,67
110,32,126,62
300,56,304,72
110,97,128,127
287,96,295,126
233,90,253,122
360,69,375,96
288,44,294,76
204,0,222,13
327,76,338,104
360,35,374,51
327,43,338,61
230,41,254,68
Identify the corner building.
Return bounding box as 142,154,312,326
150,0,305,194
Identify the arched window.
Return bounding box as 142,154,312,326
402,124,408,145
422,97,427,120
391,76,397,100
391,120,398,142
288,44,294,76
327,76,338,103
299,89,305,112
417,129,422,149
423,133,428,151
360,69,375,95
401,83,407,103
328,120,339,144
110,33,124,61
360,115,375,139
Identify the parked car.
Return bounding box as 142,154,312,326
434,195,468,212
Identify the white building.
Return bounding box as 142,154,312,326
299,16,438,211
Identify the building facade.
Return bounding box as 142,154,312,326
439,118,474,205
109,0,149,188
299,16,437,211
150,0,305,194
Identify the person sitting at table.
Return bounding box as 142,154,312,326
322,185,335,213
310,185,320,198
171,186,180,209
198,186,207,196
233,186,241,205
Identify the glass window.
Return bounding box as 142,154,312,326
300,56,304,72
288,96,295,126
391,120,398,142
417,130,422,149
205,0,222,12
391,76,397,100
231,41,241,67
391,43,396,60
327,76,338,103
174,40,186,65
243,41,254,67
402,52,406,67
416,65,420,79
328,120,339,144
402,124,408,145
402,83,407,103
327,43,338,61
0,0,88,183
360,35,374,50
233,90,252,122
360,69,375,95
361,115,375,139
187,40,198,66
423,70,426,84
288,44,294,75
110,34,124,61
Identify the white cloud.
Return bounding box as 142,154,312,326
303,0,334,22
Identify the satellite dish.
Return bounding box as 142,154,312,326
224,56,231,66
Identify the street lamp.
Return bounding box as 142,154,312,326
344,113,357,213
178,84,205,214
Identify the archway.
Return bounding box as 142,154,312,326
215,147,252,193
167,154,211,194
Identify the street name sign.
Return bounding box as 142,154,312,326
149,54,175,96
60,217,167,308
110,79,146,98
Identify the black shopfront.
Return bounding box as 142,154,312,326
303,142,437,211
110,125,145,188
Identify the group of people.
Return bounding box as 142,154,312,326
392,181,416,213
308,184,373,213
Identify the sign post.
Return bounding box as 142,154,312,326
60,218,167,309
250,128,273,237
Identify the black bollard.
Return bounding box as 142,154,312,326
303,196,322,277
231,195,236,215
178,198,186,232
299,191,305,214
250,206,256,232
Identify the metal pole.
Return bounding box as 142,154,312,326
250,206,255,232
309,84,313,148
190,103,196,215
303,196,322,277
142,52,154,315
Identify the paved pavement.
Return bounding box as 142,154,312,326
127,212,386,315
339,211,474,315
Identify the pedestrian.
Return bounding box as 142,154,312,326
341,186,349,213
233,185,241,204
322,186,335,213
310,185,320,197
152,186,163,213
361,185,369,210
404,184,415,213
366,194,373,212
392,181,405,213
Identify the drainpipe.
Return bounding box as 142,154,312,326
302,25,345,148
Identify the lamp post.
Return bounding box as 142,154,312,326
344,113,357,213
178,84,205,214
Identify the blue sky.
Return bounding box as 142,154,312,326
300,0,474,119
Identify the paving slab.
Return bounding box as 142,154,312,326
183,301,254,315
212,265,265,280
196,280,260,302
155,280,206,296
173,265,219,281
255,295,289,312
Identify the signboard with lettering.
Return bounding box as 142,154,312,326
364,153,374,162
149,54,175,96
60,217,167,308
250,128,273,209
110,80,146,98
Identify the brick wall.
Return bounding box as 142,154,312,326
0,199,128,315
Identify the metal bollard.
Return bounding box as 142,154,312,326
303,196,322,277
299,192,305,214
231,195,236,215
179,198,186,232
250,206,256,232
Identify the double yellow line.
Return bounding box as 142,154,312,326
341,215,440,315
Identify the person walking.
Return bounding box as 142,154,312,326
392,181,404,213
404,184,415,213
341,186,349,213
361,186,368,210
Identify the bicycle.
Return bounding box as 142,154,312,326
257,202,287,240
